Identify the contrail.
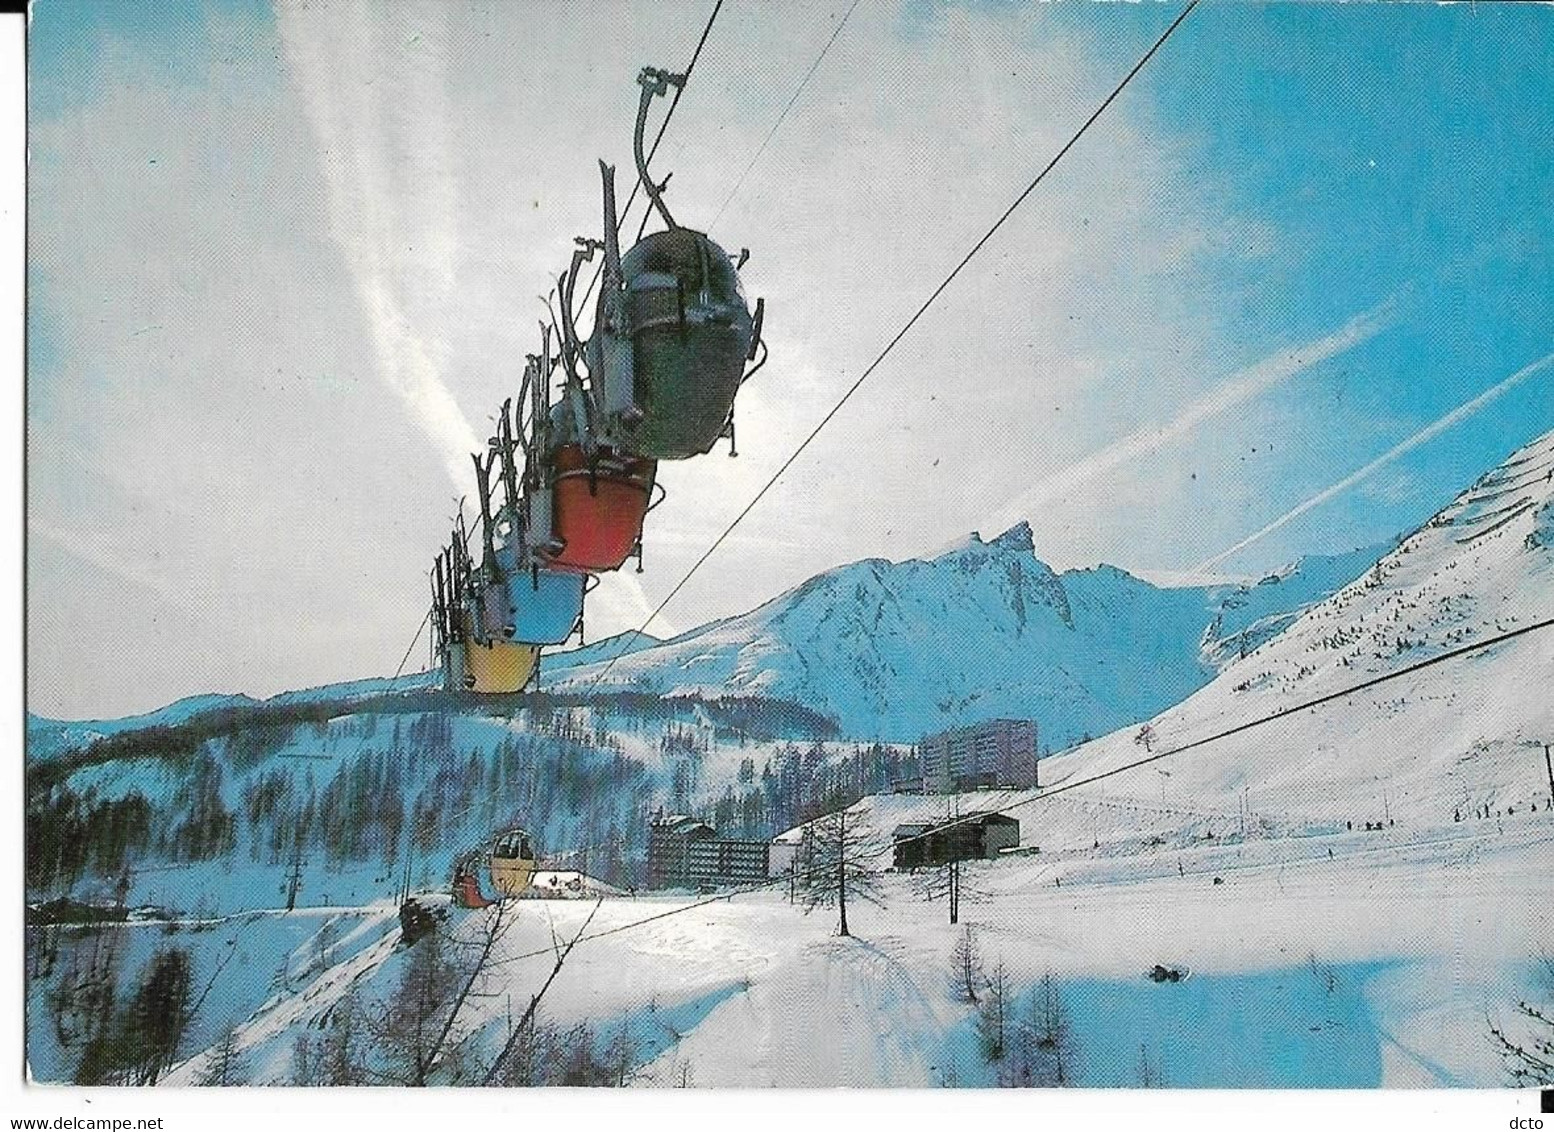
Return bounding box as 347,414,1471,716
1194,349,1554,572
276,1,479,490
591,572,681,641
989,298,1396,529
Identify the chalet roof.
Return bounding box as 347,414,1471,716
893,813,1020,838
970,812,1021,827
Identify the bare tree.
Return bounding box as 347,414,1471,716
195,1022,247,1086
483,899,603,1084
948,924,984,1004
319,991,367,1085
289,1032,319,1087
800,806,884,938
286,991,368,1086
353,899,523,1086
486,1011,638,1088
605,1020,637,1087
977,957,1011,1064
487,1013,546,1087
1136,1043,1164,1088
425,899,516,1080
912,799,963,925
557,1021,611,1086
1028,970,1076,1086
372,929,463,1085
1002,1015,1039,1087
310,916,341,974
1000,971,1079,1088
1489,956,1554,1086
917,852,992,926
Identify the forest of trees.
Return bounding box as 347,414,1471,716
697,740,917,842
60,938,195,1086
281,903,648,1088
1489,955,1554,1086
26,693,906,904
35,896,648,1087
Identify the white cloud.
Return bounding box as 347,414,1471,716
27,1,1310,715
277,1,482,489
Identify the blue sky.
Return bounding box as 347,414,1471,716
25,0,1554,717
1143,1,1554,553
28,0,275,115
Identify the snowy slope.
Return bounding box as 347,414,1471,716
147,815,1551,1088
547,630,663,668
28,542,1376,758
30,436,1554,1090
29,695,872,920
548,523,1385,745
25,675,455,762
1038,428,1554,825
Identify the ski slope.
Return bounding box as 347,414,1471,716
1036,427,1554,825
148,807,1549,1088
29,432,1554,1088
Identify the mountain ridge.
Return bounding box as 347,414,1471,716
1039,426,1554,821
548,523,1391,745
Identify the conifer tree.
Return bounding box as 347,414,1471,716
799,806,884,938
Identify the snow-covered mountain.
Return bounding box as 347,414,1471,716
25,677,455,762
1039,427,1554,824
27,437,1554,1091
26,539,1379,761
550,524,1386,745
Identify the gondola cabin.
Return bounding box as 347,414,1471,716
489,513,587,645
452,850,494,909
598,229,755,460
488,828,538,897
463,636,538,694
505,564,587,646
545,444,655,574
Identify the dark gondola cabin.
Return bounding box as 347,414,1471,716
599,228,755,460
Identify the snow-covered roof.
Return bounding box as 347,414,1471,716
652,815,716,841
528,870,626,897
